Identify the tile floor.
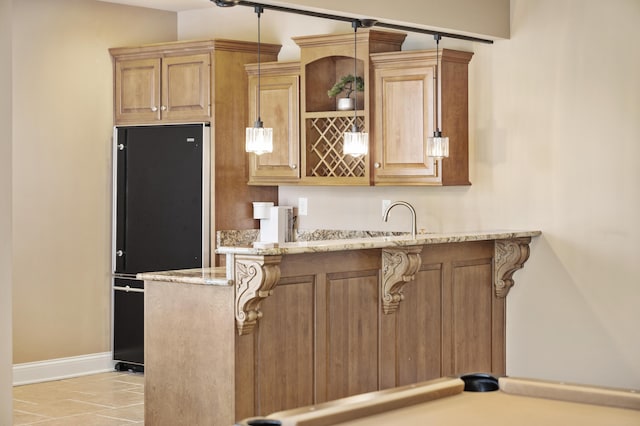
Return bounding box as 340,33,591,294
13,372,144,425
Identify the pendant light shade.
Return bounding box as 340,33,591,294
426,34,448,160
343,20,368,157
426,131,449,159
246,6,273,155
343,130,368,157
246,120,273,155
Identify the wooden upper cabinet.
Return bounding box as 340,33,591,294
246,61,301,185
238,31,473,187
371,49,474,186
293,30,407,186
110,43,212,124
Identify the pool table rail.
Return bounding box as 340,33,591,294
499,377,640,411
236,376,640,426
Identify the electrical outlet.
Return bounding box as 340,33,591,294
382,199,391,216
298,197,308,216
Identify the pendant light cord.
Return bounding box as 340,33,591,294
255,6,263,127
352,20,358,132
434,34,441,135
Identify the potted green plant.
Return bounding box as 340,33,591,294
327,74,364,111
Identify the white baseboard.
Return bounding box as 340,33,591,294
13,352,116,386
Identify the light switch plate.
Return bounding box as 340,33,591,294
298,197,308,216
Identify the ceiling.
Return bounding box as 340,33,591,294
99,0,214,12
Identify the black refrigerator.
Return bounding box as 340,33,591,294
112,123,210,371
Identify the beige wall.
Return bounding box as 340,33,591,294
11,0,177,364
498,0,639,389
180,0,640,389
1,0,13,420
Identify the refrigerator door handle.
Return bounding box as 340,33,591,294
113,285,144,293
114,133,127,273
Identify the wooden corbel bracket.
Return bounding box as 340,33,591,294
234,254,282,335
381,246,423,314
494,237,532,298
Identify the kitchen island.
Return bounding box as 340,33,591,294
140,229,540,426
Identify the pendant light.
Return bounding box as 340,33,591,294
245,6,273,155
343,20,368,157
426,34,449,159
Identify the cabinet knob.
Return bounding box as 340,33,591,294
161,105,167,111
151,106,158,112
118,144,125,151
116,250,124,257
291,164,297,169
374,162,381,168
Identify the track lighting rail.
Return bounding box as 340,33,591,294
212,0,494,44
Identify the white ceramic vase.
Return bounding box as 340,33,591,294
337,97,355,111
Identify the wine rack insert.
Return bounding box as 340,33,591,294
306,113,366,178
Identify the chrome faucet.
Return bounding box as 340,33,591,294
382,201,417,239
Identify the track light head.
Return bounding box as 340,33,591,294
359,19,378,28
213,0,239,7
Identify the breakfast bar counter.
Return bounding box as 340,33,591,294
138,267,231,286
141,229,541,426
215,229,541,255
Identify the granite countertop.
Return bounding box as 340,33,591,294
215,229,542,256
137,267,231,286
138,230,542,285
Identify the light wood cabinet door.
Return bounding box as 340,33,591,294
372,65,441,185
113,53,210,124
246,62,300,185
161,53,211,122
114,57,161,123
